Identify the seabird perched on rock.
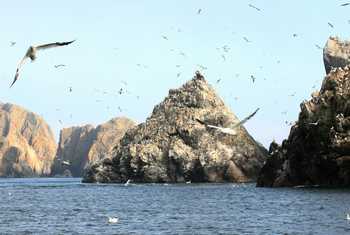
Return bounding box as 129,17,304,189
196,108,260,135
10,40,75,87
62,160,71,166
195,71,204,80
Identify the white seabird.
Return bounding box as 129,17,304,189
108,217,119,224
124,179,131,186
10,40,75,87
62,160,70,166
196,108,260,135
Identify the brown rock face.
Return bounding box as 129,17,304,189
51,117,135,177
323,36,350,74
257,66,350,187
83,73,268,183
0,103,57,177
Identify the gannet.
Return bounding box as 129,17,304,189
10,40,75,87
196,108,260,135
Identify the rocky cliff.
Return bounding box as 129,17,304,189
257,66,350,187
323,36,350,74
83,72,268,183
51,117,135,177
0,103,57,177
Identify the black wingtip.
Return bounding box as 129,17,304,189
195,118,206,125
67,39,76,45
251,108,260,117
9,79,16,88
10,72,19,88
57,40,76,46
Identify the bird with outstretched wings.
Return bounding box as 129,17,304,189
196,108,260,135
10,40,75,87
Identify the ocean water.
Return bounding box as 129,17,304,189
0,178,349,235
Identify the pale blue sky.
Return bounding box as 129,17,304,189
0,1,349,147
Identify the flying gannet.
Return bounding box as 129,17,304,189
10,40,75,87
196,108,260,135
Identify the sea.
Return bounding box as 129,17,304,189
0,178,349,235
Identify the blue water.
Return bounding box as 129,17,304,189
0,178,349,235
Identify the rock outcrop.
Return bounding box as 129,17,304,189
83,72,268,183
257,66,350,187
51,117,135,177
0,103,57,177
324,36,350,74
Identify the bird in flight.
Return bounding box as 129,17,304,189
328,22,334,28
10,41,16,47
196,108,260,135
248,4,261,11
54,64,66,68
250,75,256,83
341,3,350,6
10,40,75,87
243,37,251,43
197,9,202,14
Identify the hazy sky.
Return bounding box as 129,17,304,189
1,1,349,147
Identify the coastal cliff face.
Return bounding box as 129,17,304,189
83,72,268,183
257,66,350,187
0,103,57,177
51,117,135,177
323,36,350,74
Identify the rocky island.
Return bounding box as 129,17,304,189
83,72,268,183
0,103,57,177
257,37,350,187
51,117,135,177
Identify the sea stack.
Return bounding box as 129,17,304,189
83,72,268,183
257,66,350,187
323,36,350,74
0,103,57,177
51,117,135,177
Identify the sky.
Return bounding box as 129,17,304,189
0,1,349,147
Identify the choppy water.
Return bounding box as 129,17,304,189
0,178,349,234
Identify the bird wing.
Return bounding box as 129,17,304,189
230,108,260,129
206,124,224,131
10,54,30,88
197,108,260,136
207,125,237,135
35,40,75,50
